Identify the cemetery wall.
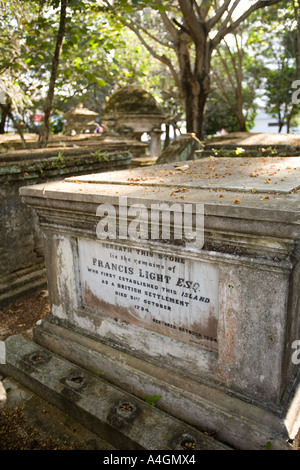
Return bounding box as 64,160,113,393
0,146,133,306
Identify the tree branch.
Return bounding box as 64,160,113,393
7,107,26,148
178,0,202,44
129,17,175,50
38,0,68,148
207,0,231,29
199,0,213,20
213,69,238,117
160,10,178,40
216,0,240,32
211,0,282,48
215,47,237,93
103,1,181,93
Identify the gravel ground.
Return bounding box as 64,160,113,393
0,290,115,451
0,290,50,342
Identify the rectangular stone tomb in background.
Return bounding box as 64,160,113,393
78,239,219,351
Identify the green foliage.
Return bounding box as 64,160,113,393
92,150,109,162
248,3,300,132
49,115,65,134
144,394,162,407
210,24,264,134
51,151,65,168
0,0,123,132
204,92,256,137
1,0,298,139
264,64,298,124
111,0,168,13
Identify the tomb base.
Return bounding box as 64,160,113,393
29,316,298,450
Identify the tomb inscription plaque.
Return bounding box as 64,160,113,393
78,239,219,351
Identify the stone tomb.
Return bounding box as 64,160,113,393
18,155,300,449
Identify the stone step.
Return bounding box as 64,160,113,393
204,143,296,150
0,376,117,450
0,263,47,308
0,334,232,451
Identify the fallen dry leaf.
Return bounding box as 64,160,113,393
175,165,190,171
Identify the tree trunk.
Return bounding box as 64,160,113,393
195,90,208,139
38,0,68,148
179,53,210,140
237,109,247,132
286,104,295,134
295,2,300,76
163,123,170,149
0,103,10,134
184,86,195,134
236,84,247,131
7,109,26,148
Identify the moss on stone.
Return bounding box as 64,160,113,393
104,86,163,116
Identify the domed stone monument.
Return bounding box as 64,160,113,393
102,86,165,157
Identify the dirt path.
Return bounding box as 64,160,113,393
0,290,117,450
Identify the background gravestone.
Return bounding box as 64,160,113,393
156,133,204,164
102,86,165,157
64,103,99,135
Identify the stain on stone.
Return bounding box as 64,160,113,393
83,284,147,328
60,370,88,391
21,350,52,373
60,369,89,402
171,432,200,450
60,386,80,402
107,399,140,430
83,283,218,352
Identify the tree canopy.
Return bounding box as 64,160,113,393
0,0,299,144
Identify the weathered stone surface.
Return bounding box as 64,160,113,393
102,86,165,157
1,334,231,450
32,319,296,450
19,155,300,449
1,376,116,450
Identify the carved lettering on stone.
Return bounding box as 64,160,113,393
78,239,219,351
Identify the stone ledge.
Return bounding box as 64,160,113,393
1,334,231,451
31,319,295,450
